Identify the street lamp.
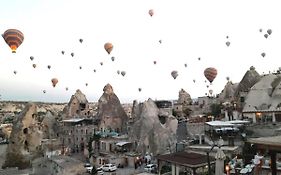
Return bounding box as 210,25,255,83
225,164,230,175
207,137,224,175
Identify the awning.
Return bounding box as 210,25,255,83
116,141,131,146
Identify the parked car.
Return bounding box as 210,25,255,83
144,164,157,172
96,167,104,174
102,164,117,172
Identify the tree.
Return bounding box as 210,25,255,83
91,166,97,175
210,103,222,117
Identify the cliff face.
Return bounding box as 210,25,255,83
129,99,178,155
96,84,128,133
219,81,238,102
62,89,90,119
3,103,43,169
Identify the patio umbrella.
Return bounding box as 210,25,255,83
215,147,226,175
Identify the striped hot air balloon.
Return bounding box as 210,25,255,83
2,29,24,53
204,67,217,83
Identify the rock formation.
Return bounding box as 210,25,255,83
42,111,60,139
235,66,261,97
62,89,91,119
129,98,178,155
178,89,192,105
3,103,43,169
96,84,128,133
218,81,239,102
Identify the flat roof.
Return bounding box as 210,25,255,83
205,120,250,127
247,136,281,151
156,152,215,168
62,118,84,123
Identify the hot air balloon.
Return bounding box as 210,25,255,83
138,88,142,92
79,66,82,69
159,40,162,44
171,71,178,79
13,70,17,75
259,29,262,32
111,57,115,61
226,76,230,81
61,51,65,55
117,70,120,75
51,78,58,87
206,85,209,88
65,87,69,91
226,36,229,39
121,71,126,76
30,56,34,61
149,9,154,17
261,52,266,57
204,67,217,83
209,89,213,96
193,79,196,83
2,29,24,53
153,61,157,65
47,65,51,69
93,69,96,73
100,62,103,66
79,38,83,43
264,34,268,39
198,57,201,61
85,83,88,86
32,64,36,68
226,41,230,47
43,90,46,94
184,64,187,67
104,42,113,54
267,29,272,35
71,52,74,57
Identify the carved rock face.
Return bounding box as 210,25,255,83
178,89,192,104
63,89,90,118
129,99,178,155
97,84,128,133
3,103,43,169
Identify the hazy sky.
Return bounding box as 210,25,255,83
0,0,280,103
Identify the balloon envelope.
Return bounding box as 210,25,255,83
204,67,217,83
149,9,154,17
32,64,36,68
121,71,126,76
267,29,272,35
30,56,34,61
51,78,58,87
104,42,113,54
2,29,24,53
171,70,178,79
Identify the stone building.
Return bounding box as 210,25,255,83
60,118,95,154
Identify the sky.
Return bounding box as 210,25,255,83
0,0,281,103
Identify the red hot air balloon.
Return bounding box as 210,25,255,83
149,9,154,17
2,29,24,53
204,67,217,83
51,78,58,87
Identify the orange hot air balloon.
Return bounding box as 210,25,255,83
149,9,154,17
204,67,217,83
3,29,24,53
51,78,58,87
104,42,113,54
